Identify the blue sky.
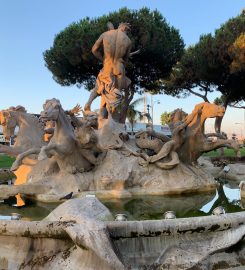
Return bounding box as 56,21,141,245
0,0,244,137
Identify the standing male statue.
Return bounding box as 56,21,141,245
84,22,133,127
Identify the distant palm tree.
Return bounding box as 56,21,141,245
127,97,151,133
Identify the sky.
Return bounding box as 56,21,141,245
0,0,244,138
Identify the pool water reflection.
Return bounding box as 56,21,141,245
0,199,58,221
102,180,245,220
0,180,244,221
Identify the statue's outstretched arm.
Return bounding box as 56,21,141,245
68,104,82,116
129,49,140,57
147,129,171,142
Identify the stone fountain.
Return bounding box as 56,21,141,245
0,22,244,269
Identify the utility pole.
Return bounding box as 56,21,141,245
151,95,154,126
148,95,160,128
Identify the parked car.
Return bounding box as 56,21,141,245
0,133,9,145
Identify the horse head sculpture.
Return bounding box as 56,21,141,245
0,106,31,140
0,110,16,140
41,99,62,122
176,102,237,164
186,102,225,132
194,102,225,119
0,106,44,157
38,98,97,174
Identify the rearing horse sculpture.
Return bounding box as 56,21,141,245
38,99,94,174
177,102,240,164
0,106,45,157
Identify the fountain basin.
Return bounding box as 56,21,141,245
0,197,244,270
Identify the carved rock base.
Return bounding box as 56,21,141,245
0,150,216,202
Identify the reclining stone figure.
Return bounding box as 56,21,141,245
134,102,240,168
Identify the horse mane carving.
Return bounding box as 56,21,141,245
9,105,27,113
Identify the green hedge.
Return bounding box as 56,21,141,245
203,147,245,157
0,155,15,168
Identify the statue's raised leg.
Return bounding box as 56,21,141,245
11,147,41,171
84,87,99,112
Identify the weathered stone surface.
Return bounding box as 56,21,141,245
94,150,137,190
0,203,244,269
45,197,124,269
0,236,72,270
0,197,124,270
193,240,245,270
94,150,216,196
198,156,222,176
0,184,50,199
0,150,217,201
45,196,113,222
107,212,245,269
199,156,245,183
218,163,245,182
0,168,15,184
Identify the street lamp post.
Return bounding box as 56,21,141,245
151,95,160,126
147,104,150,122
147,96,160,127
